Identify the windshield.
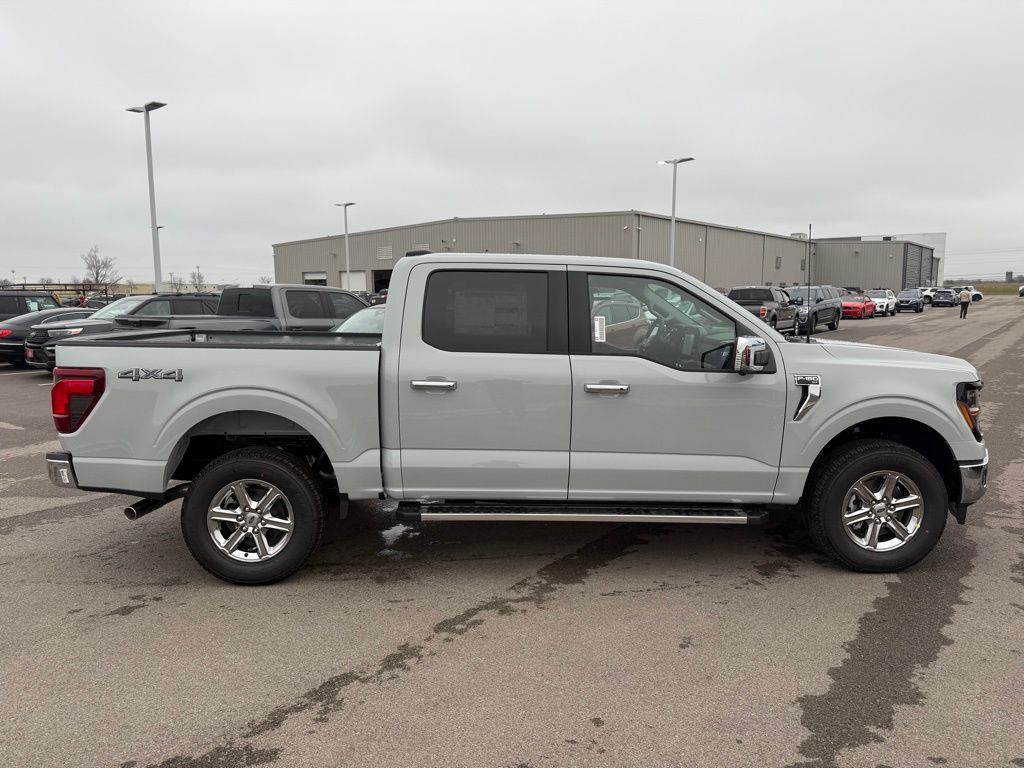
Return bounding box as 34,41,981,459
333,306,386,334
897,291,919,298
89,295,150,319
865,291,887,298
786,287,821,301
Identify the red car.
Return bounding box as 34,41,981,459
841,294,877,319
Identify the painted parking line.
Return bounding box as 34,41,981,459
0,370,45,376
38,382,53,387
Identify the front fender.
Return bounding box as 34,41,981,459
783,394,980,469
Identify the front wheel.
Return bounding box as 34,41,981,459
181,447,326,584
804,439,947,572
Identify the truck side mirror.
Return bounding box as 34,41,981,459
735,336,769,375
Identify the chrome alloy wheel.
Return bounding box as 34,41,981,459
841,471,923,552
207,480,294,562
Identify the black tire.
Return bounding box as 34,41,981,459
827,311,839,331
7,358,28,368
916,306,923,313
769,317,777,330
923,296,932,304
181,447,326,585
805,439,947,572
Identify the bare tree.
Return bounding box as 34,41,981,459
258,275,273,284
125,279,136,294
0,277,10,288
167,272,186,293
190,266,205,291
81,245,120,285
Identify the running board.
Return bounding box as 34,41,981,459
397,504,766,525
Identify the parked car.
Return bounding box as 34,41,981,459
841,294,877,319
931,289,958,307
331,305,387,334
25,293,219,370
45,253,988,583
865,289,896,316
787,285,843,331
895,289,925,313
726,286,798,333
0,290,60,321
1018,285,1024,297
591,295,652,347
949,285,984,302
369,288,389,305
919,287,941,304
111,285,370,334
0,307,95,366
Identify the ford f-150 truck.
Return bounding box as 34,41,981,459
45,254,988,584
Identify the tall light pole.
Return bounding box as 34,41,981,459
657,157,694,268
126,101,167,292
334,202,355,289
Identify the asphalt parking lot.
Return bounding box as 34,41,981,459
1,298,1022,768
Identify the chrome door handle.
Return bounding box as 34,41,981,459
411,379,458,391
584,383,630,394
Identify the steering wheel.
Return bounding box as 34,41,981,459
636,316,664,356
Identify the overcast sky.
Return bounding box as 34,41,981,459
2,1,1023,283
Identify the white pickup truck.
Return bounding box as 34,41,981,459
46,254,988,584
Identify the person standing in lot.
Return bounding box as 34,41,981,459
959,288,971,319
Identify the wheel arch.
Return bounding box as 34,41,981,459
803,416,960,505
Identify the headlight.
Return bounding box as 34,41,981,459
956,380,983,439
48,328,83,338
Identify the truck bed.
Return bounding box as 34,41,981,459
53,329,383,499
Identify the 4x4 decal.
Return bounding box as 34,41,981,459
118,368,183,382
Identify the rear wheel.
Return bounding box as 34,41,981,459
805,439,947,572
827,312,839,331
181,447,326,585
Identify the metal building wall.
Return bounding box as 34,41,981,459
812,241,905,289
763,236,810,288
905,244,923,288
273,211,817,292
704,228,764,290
637,216,707,278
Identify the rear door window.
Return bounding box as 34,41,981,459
172,298,206,314
285,290,330,319
328,293,366,321
230,291,274,317
25,295,58,311
0,296,21,315
133,299,172,316
423,270,549,354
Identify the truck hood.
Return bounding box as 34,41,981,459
33,318,114,332
812,337,978,376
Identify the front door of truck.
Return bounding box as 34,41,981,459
397,263,571,499
567,268,788,503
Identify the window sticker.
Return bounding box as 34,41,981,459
593,315,606,343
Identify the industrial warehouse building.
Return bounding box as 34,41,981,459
272,211,941,293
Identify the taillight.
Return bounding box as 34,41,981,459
758,306,768,318
0,329,11,338
52,367,105,433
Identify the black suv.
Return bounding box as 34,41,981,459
0,290,60,321
25,293,219,370
726,286,798,333
895,289,925,313
786,285,843,331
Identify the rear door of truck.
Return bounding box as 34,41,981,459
396,262,571,499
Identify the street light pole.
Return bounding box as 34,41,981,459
334,202,356,289
126,101,167,292
657,157,694,268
